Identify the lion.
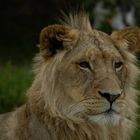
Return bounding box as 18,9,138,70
0,13,140,140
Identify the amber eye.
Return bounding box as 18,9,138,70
114,61,123,71
78,61,91,69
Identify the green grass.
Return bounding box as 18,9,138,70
0,62,33,113
0,62,139,139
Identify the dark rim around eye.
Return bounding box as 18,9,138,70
115,62,123,69
78,61,91,69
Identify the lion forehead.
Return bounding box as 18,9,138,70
69,32,122,61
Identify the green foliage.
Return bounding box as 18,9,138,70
132,78,140,140
0,62,33,113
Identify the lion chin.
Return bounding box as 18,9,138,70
88,110,121,126
0,12,140,140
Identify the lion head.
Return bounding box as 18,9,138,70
28,14,140,139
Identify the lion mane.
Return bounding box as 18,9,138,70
0,13,140,140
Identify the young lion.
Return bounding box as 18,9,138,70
0,13,140,140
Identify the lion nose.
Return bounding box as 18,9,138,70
98,91,120,103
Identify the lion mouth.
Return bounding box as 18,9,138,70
96,109,116,116
104,108,115,114
88,107,120,116
101,106,121,115
103,109,120,117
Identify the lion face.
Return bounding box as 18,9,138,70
56,32,126,124
38,24,140,125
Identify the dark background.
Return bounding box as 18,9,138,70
0,0,89,64
1,0,140,64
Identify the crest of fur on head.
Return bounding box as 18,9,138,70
28,13,140,140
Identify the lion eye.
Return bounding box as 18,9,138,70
114,61,123,71
78,61,91,69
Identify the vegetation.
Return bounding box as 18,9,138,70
0,62,32,113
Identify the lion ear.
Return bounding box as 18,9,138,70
111,27,140,53
39,25,78,58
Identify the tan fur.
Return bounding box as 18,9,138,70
0,13,140,140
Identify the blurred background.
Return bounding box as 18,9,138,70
0,0,140,139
